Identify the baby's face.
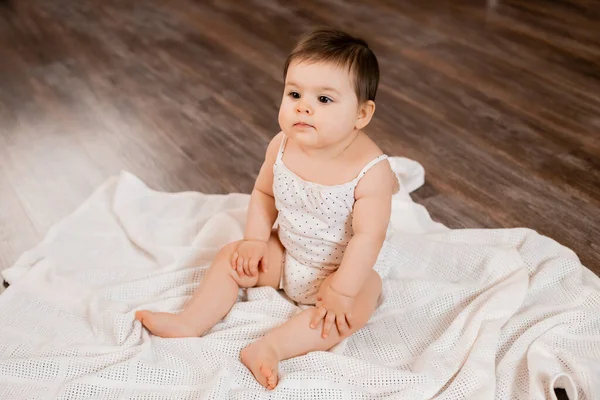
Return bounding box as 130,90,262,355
278,61,360,149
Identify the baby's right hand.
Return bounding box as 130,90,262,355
231,240,269,278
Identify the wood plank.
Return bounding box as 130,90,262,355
497,0,600,47
371,0,600,104
377,50,600,207
401,43,600,152
455,2,600,60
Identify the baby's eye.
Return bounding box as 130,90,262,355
318,96,333,104
289,91,300,99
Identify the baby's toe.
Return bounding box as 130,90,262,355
261,366,277,389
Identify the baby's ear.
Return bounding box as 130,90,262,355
356,100,376,130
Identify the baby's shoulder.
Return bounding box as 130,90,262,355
349,133,385,168
264,131,285,163
351,134,396,197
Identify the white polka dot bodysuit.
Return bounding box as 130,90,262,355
273,135,389,305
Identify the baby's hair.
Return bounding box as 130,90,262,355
283,27,380,103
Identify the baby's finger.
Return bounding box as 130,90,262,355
249,257,259,276
243,258,251,276
322,311,336,338
231,252,239,269
336,314,349,336
236,257,245,277
261,254,269,273
310,306,327,329
345,312,354,329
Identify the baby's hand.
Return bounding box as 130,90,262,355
310,284,354,338
231,240,268,277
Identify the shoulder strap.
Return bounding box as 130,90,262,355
355,154,389,180
276,135,288,161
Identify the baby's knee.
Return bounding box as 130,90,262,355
347,271,382,333
215,241,259,288
346,313,369,337
213,241,241,271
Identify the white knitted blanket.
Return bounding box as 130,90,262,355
1,157,598,400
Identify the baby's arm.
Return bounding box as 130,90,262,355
243,132,283,242
232,132,284,276
330,161,395,297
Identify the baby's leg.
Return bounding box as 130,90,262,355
135,231,284,338
241,269,382,390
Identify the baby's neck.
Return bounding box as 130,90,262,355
298,131,362,161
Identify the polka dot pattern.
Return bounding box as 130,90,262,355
272,135,388,304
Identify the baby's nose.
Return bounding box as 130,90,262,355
296,104,311,114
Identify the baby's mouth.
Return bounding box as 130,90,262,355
294,122,314,128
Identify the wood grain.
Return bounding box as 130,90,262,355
0,0,598,282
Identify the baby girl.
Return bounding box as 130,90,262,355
136,27,399,390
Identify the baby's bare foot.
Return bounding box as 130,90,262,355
135,310,198,338
241,340,280,390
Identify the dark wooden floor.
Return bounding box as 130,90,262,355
0,0,599,269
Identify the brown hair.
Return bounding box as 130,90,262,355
283,27,380,103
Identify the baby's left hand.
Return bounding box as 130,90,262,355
310,284,355,338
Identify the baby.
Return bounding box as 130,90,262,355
135,27,399,390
